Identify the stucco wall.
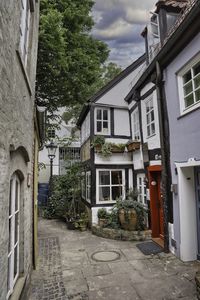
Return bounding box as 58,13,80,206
0,1,40,298
164,32,200,259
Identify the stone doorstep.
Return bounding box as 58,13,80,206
92,225,152,241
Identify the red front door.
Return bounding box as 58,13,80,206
148,166,164,240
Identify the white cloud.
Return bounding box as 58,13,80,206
92,0,156,68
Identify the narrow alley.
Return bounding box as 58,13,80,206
29,218,198,300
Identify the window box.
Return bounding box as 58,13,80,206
126,141,140,152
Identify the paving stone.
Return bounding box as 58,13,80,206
62,269,84,281
88,286,140,300
108,261,134,274
86,273,132,291
82,264,111,278
63,279,88,296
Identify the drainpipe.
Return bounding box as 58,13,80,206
156,61,173,253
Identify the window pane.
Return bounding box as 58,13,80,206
151,110,154,121
14,247,18,278
194,74,200,89
183,81,192,96
195,88,200,102
15,181,19,211
8,219,11,253
111,171,122,185
9,180,13,216
103,121,108,129
103,110,108,120
147,125,151,137
96,109,102,120
183,70,191,84
97,121,102,132
147,113,150,124
151,122,155,134
99,187,110,201
185,93,194,107
7,256,11,292
99,171,110,185
194,62,200,76
112,186,122,200
15,213,19,245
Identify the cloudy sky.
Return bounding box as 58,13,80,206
92,0,156,69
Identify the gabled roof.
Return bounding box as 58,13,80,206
77,54,146,127
126,0,199,103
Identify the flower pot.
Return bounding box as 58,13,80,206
119,208,137,231
98,218,108,227
66,220,76,230
127,141,140,152
79,224,87,231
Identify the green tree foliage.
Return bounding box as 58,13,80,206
36,0,109,114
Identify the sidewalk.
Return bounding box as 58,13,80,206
29,218,198,300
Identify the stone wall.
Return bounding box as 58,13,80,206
0,1,40,299
92,225,152,241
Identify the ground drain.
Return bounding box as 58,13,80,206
91,250,121,262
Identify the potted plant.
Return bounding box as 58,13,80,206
114,190,147,231
75,212,89,231
91,136,105,152
126,140,140,152
97,208,109,227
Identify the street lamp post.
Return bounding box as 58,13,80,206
46,141,57,179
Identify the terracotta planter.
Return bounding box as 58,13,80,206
111,145,125,153
127,141,140,152
119,208,137,231
98,218,108,227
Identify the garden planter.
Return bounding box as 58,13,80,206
66,220,76,230
127,141,140,152
98,218,108,227
119,208,137,231
111,145,125,153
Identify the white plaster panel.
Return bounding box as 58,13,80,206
141,82,154,96
97,64,144,107
114,109,130,136
177,166,197,261
95,153,132,165
92,206,113,225
133,150,144,170
141,89,161,149
129,169,133,189
81,112,90,144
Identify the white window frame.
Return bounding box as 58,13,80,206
146,97,155,138
148,12,160,61
178,53,200,115
7,174,20,299
137,174,147,206
94,107,110,135
19,0,31,67
86,171,91,202
96,169,125,204
132,108,140,141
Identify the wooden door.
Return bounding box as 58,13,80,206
148,166,164,240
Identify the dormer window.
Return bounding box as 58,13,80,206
95,108,110,135
148,12,160,61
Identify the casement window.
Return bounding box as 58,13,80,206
146,97,155,137
47,129,56,139
148,12,160,61
178,58,200,114
95,108,110,135
7,174,20,299
97,169,125,203
86,171,91,202
132,109,140,140
137,174,147,205
19,0,32,66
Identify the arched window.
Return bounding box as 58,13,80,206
7,173,20,299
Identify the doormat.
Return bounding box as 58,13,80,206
136,241,163,255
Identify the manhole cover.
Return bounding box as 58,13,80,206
91,251,121,262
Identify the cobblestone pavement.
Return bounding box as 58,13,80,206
29,218,199,300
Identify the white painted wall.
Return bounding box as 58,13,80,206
132,150,144,170
81,112,90,144
92,206,113,225
177,166,197,261
97,63,144,107
95,153,132,165
114,109,130,136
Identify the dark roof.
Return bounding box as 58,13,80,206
156,0,189,9
126,0,199,103
77,54,146,127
